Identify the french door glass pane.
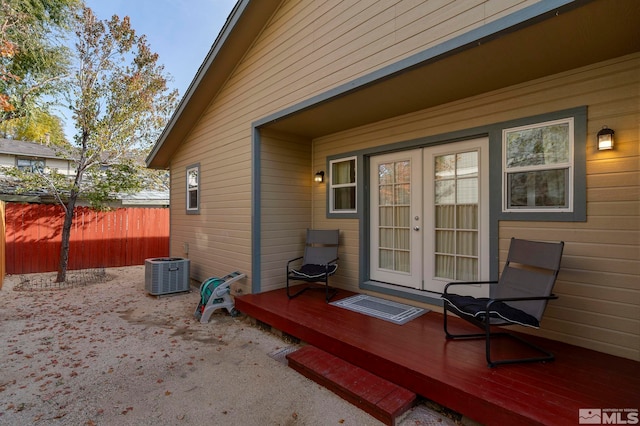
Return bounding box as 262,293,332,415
434,150,479,281
395,161,411,182
436,205,454,228
379,207,393,226
457,178,477,203
456,257,478,281
395,228,410,250
435,180,455,204
395,184,410,204
395,206,409,226
380,228,393,248
436,230,454,253
380,249,393,269
457,231,477,256
395,251,410,273
456,205,477,229
379,185,393,205
436,255,455,280
377,159,412,273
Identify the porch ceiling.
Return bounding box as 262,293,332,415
262,0,640,139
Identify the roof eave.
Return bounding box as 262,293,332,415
146,0,281,169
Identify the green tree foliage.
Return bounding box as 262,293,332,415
0,0,79,122
0,108,69,146
10,6,178,282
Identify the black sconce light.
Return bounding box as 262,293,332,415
597,126,614,151
314,171,325,183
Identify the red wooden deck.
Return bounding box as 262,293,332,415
235,286,640,426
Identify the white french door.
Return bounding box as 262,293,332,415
370,138,489,296
369,150,423,288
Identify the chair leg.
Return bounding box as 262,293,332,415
486,332,555,368
443,303,486,340
287,273,336,301
286,270,309,299
286,276,310,299
324,278,337,303
443,301,555,367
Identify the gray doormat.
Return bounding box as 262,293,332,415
330,294,428,325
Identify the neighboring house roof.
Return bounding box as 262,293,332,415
0,139,169,207
146,0,639,170
0,138,62,160
119,190,169,206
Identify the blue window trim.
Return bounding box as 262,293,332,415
325,107,587,306
325,106,587,223
492,107,587,222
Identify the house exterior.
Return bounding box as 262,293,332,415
0,138,169,206
147,0,639,361
0,138,75,202
0,138,75,175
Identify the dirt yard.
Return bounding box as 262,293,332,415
0,266,456,425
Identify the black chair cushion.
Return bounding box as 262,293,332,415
442,294,540,328
290,263,338,279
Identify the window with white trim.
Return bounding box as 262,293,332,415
186,164,199,213
17,157,45,173
503,118,573,212
330,156,356,213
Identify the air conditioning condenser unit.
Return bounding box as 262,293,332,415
145,257,191,295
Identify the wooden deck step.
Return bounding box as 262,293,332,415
286,345,416,426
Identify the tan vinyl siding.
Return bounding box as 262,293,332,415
260,130,312,292
312,53,639,360
165,0,637,359
168,0,539,285
0,154,14,168
168,133,253,292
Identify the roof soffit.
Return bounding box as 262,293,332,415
260,0,640,138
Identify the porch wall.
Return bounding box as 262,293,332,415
166,1,538,289
312,53,640,361
260,130,312,292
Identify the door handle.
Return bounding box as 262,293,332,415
413,226,420,231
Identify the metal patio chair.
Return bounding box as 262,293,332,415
286,229,339,302
442,237,564,367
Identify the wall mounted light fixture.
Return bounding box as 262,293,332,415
597,126,614,151
314,171,325,183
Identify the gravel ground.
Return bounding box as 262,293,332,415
0,266,458,426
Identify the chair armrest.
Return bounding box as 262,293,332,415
444,280,497,295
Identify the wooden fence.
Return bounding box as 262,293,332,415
5,203,169,275
0,202,5,287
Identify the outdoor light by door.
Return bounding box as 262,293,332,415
314,171,325,183
597,126,614,150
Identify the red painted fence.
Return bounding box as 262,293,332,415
5,203,169,274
